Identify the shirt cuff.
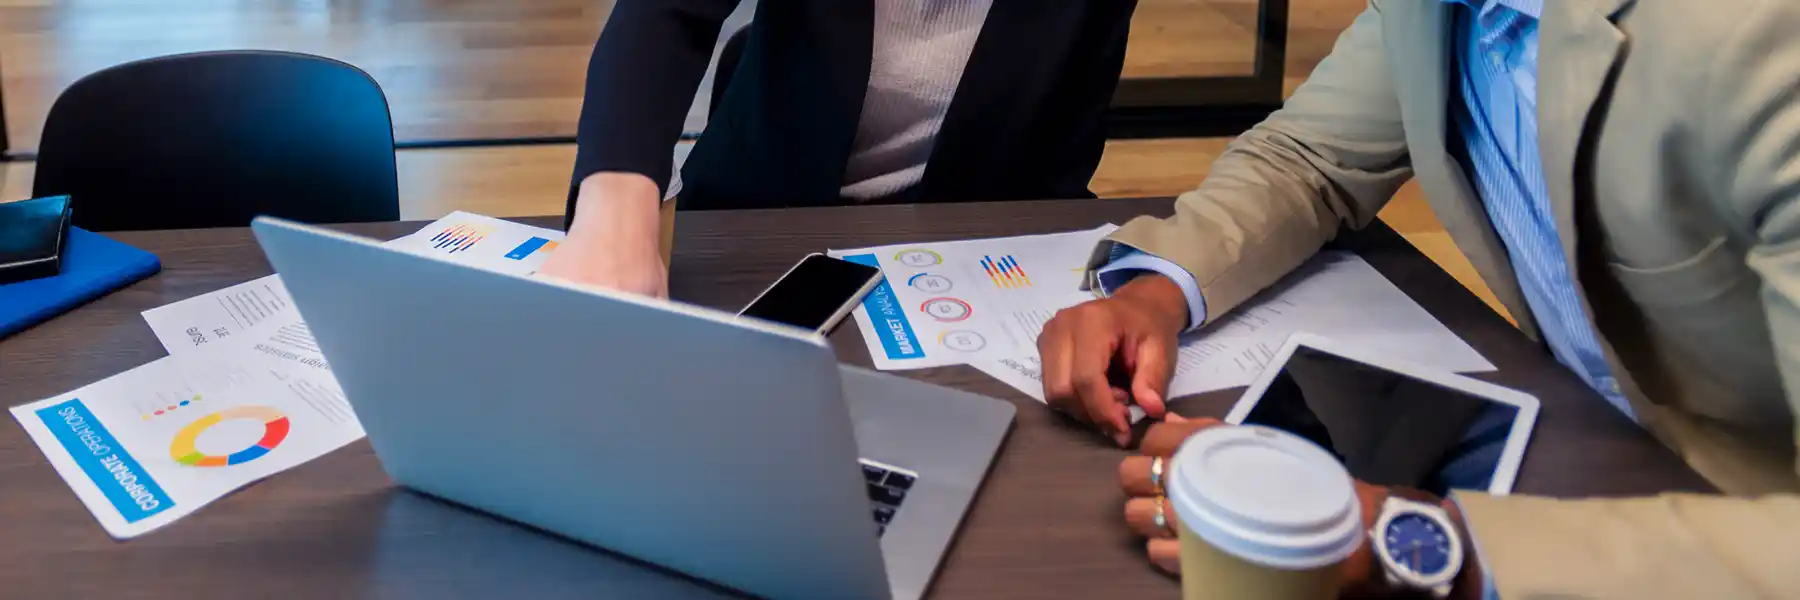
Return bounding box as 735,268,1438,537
1449,493,1501,600
1094,245,1207,332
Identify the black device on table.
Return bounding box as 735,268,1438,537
0,195,161,339
1224,335,1540,497
0,195,74,285
738,253,883,334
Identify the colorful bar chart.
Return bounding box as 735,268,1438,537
139,386,203,421
979,255,1033,289
141,394,200,421
505,236,560,260
429,224,490,254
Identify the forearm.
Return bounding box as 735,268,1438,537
569,173,664,248
1110,275,1191,335
540,172,672,295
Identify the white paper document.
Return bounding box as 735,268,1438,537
143,212,566,361
141,274,295,354
9,348,365,539
142,273,334,381
10,212,572,538
969,251,1494,402
1164,251,1493,394
382,211,566,277
831,226,1117,370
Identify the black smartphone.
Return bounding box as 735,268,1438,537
738,253,884,334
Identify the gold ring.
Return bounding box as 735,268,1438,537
1150,456,1166,496
1153,495,1170,535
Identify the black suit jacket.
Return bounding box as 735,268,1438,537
569,0,1139,215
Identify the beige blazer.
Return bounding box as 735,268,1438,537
1091,0,1800,594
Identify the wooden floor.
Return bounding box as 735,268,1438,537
0,0,1360,152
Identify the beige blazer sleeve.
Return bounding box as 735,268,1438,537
1092,2,1413,323
1452,2,1800,597
1456,493,1800,597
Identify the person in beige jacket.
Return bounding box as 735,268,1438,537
1036,0,1800,596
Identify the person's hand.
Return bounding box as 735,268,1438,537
1117,417,1391,591
537,172,669,298
1117,415,1224,573
1331,483,1393,598
1039,274,1189,446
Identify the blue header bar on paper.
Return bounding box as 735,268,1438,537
843,254,923,361
36,399,173,523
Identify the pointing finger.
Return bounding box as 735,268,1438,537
1128,335,1175,419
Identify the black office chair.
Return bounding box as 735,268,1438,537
32,51,400,231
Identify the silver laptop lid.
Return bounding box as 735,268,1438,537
253,217,891,599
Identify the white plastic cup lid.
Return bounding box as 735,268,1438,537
1166,425,1364,570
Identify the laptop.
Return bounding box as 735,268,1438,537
252,217,1015,600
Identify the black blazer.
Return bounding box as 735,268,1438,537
569,0,1139,215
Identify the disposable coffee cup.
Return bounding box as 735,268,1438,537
1166,425,1362,600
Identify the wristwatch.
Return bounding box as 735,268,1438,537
1370,494,1464,598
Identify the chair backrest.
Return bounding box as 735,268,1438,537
32,51,399,231
0,52,12,159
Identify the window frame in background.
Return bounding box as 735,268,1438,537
0,0,1289,161
1107,0,1290,139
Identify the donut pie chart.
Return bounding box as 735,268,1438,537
922,298,973,321
907,273,954,293
895,249,943,267
170,405,290,467
940,330,988,352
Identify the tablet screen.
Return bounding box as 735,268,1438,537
1237,345,1520,496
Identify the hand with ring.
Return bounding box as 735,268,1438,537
1117,414,1223,574
1118,415,1409,592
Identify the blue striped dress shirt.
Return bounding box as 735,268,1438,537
1444,0,1633,418
1100,0,1634,420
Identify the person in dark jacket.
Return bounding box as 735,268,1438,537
540,0,1140,296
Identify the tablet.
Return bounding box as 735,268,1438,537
1223,333,1538,495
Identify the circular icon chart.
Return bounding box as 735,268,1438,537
921,297,973,322
940,330,988,352
907,273,954,293
894,249,943,268
169,405,290,467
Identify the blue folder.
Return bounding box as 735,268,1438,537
0,228,161,339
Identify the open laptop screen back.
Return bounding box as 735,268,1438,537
1238,346,1519,496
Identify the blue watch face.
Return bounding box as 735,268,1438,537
1384,513,1453,576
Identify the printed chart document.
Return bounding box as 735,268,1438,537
141,274,294,354
382,211,566,277
970,251,1494,403
143,212,565,361
142,274,333,380
831,226,1116,370
9,346,364,539
1165,251,1493,391
9,211,569,538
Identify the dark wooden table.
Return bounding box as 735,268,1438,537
0,198,1712,598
